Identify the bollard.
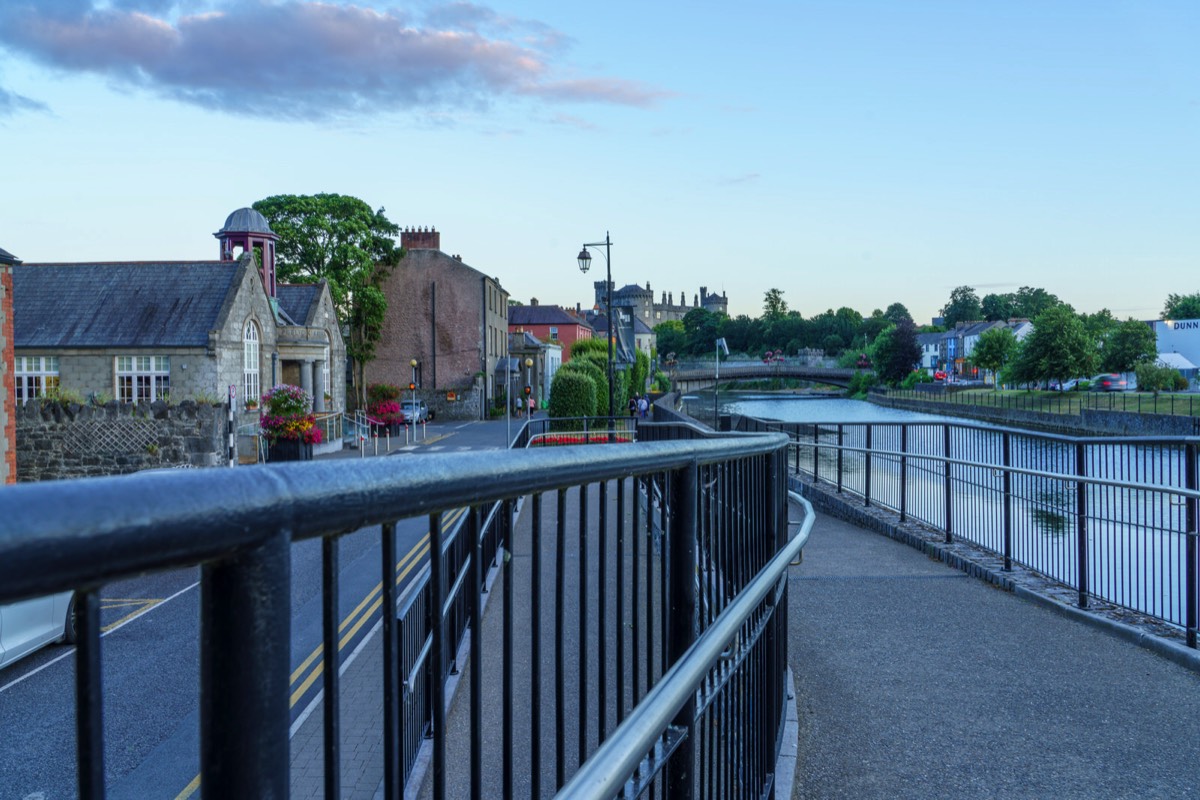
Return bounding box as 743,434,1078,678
373,431,379,457
405,424,411,445
385,430,391,453
359,434,366,458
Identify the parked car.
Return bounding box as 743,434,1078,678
933,371,947,382
401,399,430,423
0,591,76,670
1090,373,1127,392
1049,378,1083,391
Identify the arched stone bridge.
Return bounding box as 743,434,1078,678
670,361,858,390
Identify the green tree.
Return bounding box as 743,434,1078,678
1012,286,1060,319
883,302,912,325
859,310,891,344
1163,292,1200,320
253,193,402,404
682,308,723,356
1015,306,1096,388
971,327,1018,388
762,288,788,320
941,286,981,327
980,292,1016,321
653,320,685,360
1134,362,1183,395
1103,319,1157,373
547,369,595,424
560,356,607,419
869,318,922,385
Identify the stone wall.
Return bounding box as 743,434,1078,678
16,399,229,481
870,393,1200,437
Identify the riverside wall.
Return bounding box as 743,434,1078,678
868,392,1200,437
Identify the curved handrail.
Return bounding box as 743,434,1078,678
557,490,815,799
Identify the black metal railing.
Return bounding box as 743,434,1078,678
885,386,1200,420
739,417,1200,649
0,419,799,798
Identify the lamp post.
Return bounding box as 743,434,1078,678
523,357,533,417
576,233,614,419
409,358,418,421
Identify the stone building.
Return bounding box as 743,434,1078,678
368,228,509,420
1,245,17,484
11,208,345,417
593,281,728,325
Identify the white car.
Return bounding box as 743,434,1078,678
0,591,76,670
401,399,430,423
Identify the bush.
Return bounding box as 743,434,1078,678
846,371,877,397
899,370,932,390
367,383,402,403
1134,362,1183,395
260,384,322,444
548,370,596,425
561,359,607,417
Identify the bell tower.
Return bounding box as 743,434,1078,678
214,207,279,298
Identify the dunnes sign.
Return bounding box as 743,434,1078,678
1166,320,1200,331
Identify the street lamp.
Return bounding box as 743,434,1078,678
409,359,418,421
577,232,614,419
523,357,533,417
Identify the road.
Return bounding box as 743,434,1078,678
0,417,520,800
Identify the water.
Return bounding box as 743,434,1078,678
708,393,1197,630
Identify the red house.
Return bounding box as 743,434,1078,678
508,300,594,362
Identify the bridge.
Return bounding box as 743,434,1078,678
670,360,858,390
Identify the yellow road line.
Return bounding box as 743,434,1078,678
175,511,464,800
101,599,164,633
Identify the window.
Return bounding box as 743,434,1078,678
115,356,170,403
14,356,59,403
323,345,331,400
549,327,559,341
244,322,261,403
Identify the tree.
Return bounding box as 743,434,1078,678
1102,319,1157,373
859,310,891,344
1163,292,1200,320
869,319,922,385
1135,362,1184,395
971,327,1018,388
682,308,723,356
653,320,685,360
253,194,401,404
762,288,788,320
547,369,595,423
1014,306,1096,388
1012,286,1060,319
883,302,912,325
980,293,1016,321
941,286,981,328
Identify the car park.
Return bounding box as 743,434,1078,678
1091,373,1127,392
0,591,76,670
401,399,430,423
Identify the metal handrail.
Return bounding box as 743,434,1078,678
559,491,815,798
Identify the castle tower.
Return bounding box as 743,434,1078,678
215,207,279,298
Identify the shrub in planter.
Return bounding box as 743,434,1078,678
260,384,323,461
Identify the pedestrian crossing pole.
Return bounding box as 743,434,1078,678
227,384,237,467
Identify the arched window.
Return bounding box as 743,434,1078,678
244,321,261,403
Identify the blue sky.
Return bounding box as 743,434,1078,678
1,0,1196,324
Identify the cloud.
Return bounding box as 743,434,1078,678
0,86,49,117
0,0,669,121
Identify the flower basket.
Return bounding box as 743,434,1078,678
260,384,323,459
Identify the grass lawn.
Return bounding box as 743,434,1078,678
889,388,1200,418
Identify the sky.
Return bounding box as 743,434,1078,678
0,0,1196,325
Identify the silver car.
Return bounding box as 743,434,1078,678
0,591,76,670
401,399,430,423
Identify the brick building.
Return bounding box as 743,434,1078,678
10,209,345,419
368,228,509,420
508,300,594,363
1,246,18,484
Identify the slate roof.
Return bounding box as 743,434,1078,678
589,314,655,335
509,304,589,327
13,262,241,348
278,283,321,325
216,207,275,236
0,246,20,265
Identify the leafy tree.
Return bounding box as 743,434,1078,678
941,286,981,328
859,310,891,344
1163,292,1200,320
980,292,1016,321
762,288,788,320
821,333,845,356
560,356,607,418
1014,306,1096,388
720,314,764,355
1012,286,1060,319
682,308,724,356
253,193,402,404
1134,362,1184,395
869,318,922,385
971,327,1018,388
653,320,686,360
1102,319,1157,373
883,302,913,325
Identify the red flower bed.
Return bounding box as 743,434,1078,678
531,433,634,446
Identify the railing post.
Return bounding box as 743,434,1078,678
665,460,698,799
1076,443,1089,609
812,424,820,484
1186,443,1197,649
836,424,844,494
1003,433,1012,571
200,531,290,799
943,425,953,543
864,424,873,508
899,424,908,522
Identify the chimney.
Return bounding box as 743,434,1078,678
531,297,539,306
401,226,441,251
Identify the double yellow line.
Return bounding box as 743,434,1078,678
174,508,465,800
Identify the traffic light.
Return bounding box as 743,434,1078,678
409,382,416,391
523,385,531,396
